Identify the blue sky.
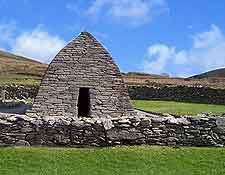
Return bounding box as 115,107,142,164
0,0,225,77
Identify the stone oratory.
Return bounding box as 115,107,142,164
1,32,225,148
32,32,135,119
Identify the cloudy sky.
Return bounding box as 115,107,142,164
0,0,225,77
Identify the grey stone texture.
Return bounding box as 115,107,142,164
0,85,38,100
0,112,225,147
2,84,225,105
129,86,225,105
31,32,134,119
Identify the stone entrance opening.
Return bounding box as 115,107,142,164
78,88,90,117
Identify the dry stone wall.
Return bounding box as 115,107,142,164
129,86,225,105
0,85,38,100
0,111,225,147
1,85,225,105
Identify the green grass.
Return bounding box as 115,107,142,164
132,100,225,115
0,146,224,175
0,75,41,85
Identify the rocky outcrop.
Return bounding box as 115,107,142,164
0,111,225,147
129,86,225,105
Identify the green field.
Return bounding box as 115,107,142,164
132,100,225,115
0,146,224,175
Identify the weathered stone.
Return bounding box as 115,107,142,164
151,117,167,123
102,118,114,130
167,117,191,125
0,112,225,147
15,140,30,146
138,118,151,127
21,127,33,133
0,119,12,125
213,118,225,134
216,118,225,127
107,128,144,141
118,119,131,124
6,116,18,122
31,32,135,119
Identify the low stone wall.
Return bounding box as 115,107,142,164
1,85,225,105
0,85,39,100
129,86,225,105
0,111,225,147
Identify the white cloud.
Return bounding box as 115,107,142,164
0,22,16,46
143,44,175,74
87,0,168,25
192,25,224,49
143,24,225,77
174,51,188,64
11,27,66,63
0,23,66,63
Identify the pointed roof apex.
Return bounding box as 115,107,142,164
80,31,92,36
75,31,104,47
78,31,97,41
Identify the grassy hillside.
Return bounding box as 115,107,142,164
0,146,224,175
123,72,225,89
191,67,225,79
0,50,47,85
0,50,47,76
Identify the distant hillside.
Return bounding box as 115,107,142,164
0,50,48,85
0,50,224,88
122,72,169,78
0,50,47,76
190,68,225,79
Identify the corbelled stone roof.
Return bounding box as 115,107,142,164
32,32,135,119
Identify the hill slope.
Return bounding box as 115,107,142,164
0,50,47,76
0,50,48,85
190,68,225,79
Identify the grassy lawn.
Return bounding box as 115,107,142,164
132,100,225,115
0,146,224,175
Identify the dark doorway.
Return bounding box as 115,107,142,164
78,88,90,116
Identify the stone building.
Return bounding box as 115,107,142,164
32,32,134,119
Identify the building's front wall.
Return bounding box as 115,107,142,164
32,32,134,119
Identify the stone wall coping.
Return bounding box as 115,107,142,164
0,111,225,147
